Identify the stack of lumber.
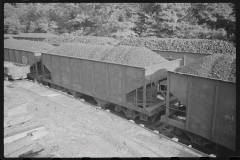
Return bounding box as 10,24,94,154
4,62,30,80
4,103,48,157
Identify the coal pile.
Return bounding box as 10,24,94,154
49,43,114,61
175,54,236,82
119,38,236,55
44,36,120,46
102,45,169,67
4,39,55,52
49,44,169,67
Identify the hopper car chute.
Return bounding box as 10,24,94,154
41,52,181,121
159,71,236,151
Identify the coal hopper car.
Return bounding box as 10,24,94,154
41,43,181,122
160,54,236,151
4,39,55,81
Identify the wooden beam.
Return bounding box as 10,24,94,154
4,126,45,144
4,115,33,129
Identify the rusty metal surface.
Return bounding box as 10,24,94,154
167,71,236,151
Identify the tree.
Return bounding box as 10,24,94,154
4,15,22,34
4,3,16,18
188,3,235,41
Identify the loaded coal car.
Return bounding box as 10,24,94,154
119,38,236,66
4,39,55,81
41,43,181,122
159,54,236,151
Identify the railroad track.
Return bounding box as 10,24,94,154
9,78,234,157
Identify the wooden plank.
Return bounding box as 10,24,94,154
4,126,45,144
31,130,48,141
19,143,44,157
8,142,37,157
4,115,33,129
10,142,44,158
4,120,45,138
4,135,34,156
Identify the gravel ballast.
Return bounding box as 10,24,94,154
175,54,236,82
48,44,169,67
119,38,236,55
4,39,55,52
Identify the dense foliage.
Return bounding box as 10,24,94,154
4,3,235,43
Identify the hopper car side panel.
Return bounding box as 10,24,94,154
165,72,236,151
51,55,62,85
4,48,41,66
107,63,124,104
20,51,28,64
81,60,94,96
169,73,188,106
60,57,72,89
4,49,10,61
187,77,217,139
213,81,236,150
14,50,22,64
94,62,108,101
42,54,52,73
9,49,16,62
70,58,82,91
125,66,145,93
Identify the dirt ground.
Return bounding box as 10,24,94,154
4,80,206,157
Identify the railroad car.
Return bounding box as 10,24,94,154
4,37,235,152
159,71,236,151
4,40,55,81
41,44,181,122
